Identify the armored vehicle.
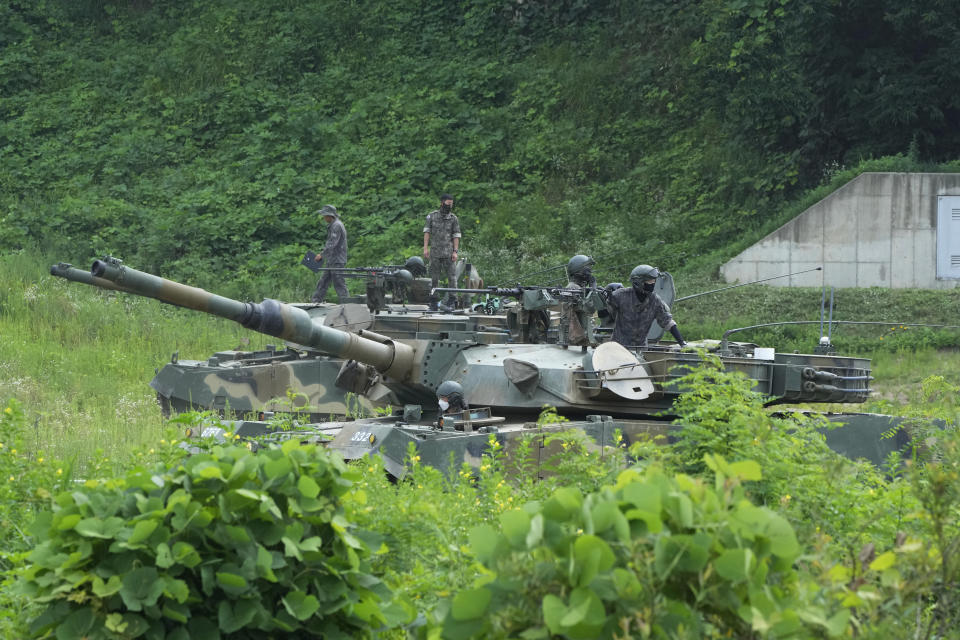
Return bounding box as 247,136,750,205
73,257,873,479
52,261,505,421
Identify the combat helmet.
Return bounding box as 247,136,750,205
436,380,464,404
629,265,660,284
566,254,595,280
404,256,427,277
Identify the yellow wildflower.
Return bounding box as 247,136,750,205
4,407,11,414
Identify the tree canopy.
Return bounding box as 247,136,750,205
2,0,959,295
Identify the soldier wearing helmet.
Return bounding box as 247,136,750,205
559,255,605,347
403,256,427,277
607,265,686,348
436,379,468,420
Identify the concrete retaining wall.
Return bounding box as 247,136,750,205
721,172,960,289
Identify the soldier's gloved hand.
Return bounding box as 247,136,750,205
669,325,686,347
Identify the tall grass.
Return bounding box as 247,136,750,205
0,252,269,469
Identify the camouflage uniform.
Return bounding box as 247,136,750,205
423,209,461,305
558,281,605,346
608,286,676,348
312,211,349,303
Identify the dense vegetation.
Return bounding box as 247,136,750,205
4,0,960,294
3,1,960,637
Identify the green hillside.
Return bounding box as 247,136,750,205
3,0,960,295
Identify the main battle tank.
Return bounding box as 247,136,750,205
72,257,873,478
52,260,507,420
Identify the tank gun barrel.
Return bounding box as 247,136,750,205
50,262,134,294
90,257,414,377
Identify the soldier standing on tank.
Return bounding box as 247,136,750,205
311,205,349,303
559,254,605,347
423,193,461,311
608,265,687,348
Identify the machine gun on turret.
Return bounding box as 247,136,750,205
311,266,416,312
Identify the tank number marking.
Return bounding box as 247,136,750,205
351,431,373,444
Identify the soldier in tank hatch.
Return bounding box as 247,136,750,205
559,254,606,347
608,265,686,348
311,204,348,303
423,193,461,311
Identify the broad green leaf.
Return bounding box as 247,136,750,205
620,482,661,514
526,513,544,548
255,545,278,582
869,551,896,571
196,463,225,480
55,514,82,531
763,512,800,560
654,534,709,577
219,599,258,632
469,525,500,564
500,510,531,548
119,567,164,612
163,577,190,603
234,488,265,502
282,590,319,621
127,519,159,545
450,587,491,621
155,542,173,568
299,536,323,552
573,535,615,586
559,587,605,638
225,525,251,544
75,517,125,539
163,602,190,624
542,487,582,522
264,456,292,480
172,541,202,568
297,475,320,499
825,608,851,637
216,572,249,593
56,607,95,640
542,594,568,634
589,501,619,534
714,548,754,582
92,575,122,597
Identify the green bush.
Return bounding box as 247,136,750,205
18,439,411,639
437,457,850,639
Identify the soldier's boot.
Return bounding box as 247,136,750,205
429,296,439,312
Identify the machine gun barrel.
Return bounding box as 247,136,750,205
315,267,414,282
431,286,589,298
89,257,415,377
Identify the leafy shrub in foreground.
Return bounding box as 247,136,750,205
438,456,851,639
18,440,410,639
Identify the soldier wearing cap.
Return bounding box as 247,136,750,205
607,265,686,348
423,193,461,310
311,204,349,303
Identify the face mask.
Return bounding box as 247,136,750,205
440,203,452,214
438,399,450,411
643,282,655,292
